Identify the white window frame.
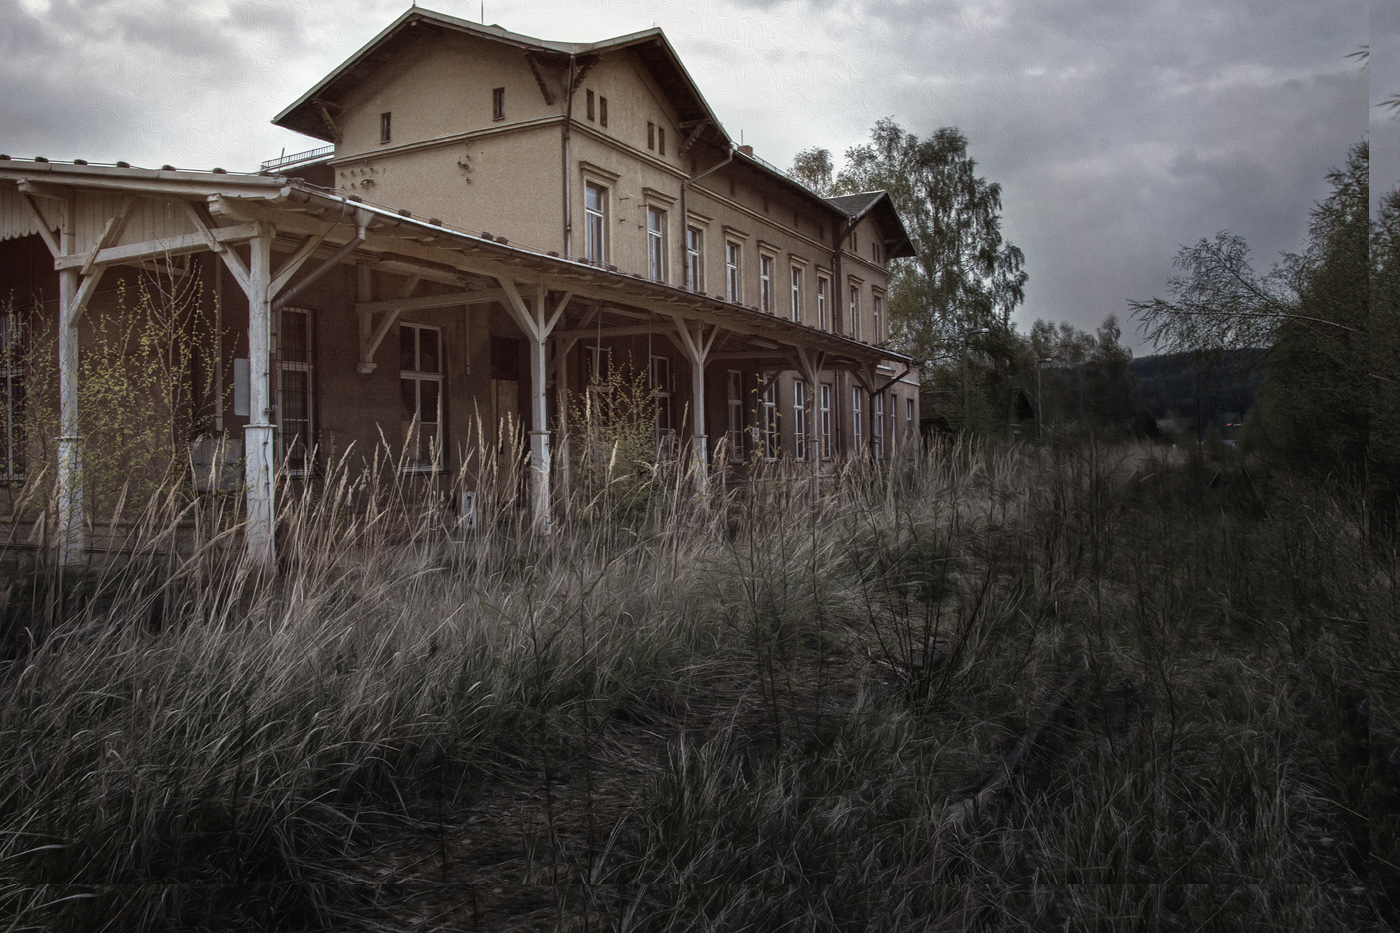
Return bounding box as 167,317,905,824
686,225,703,292
275,306,315,476
585,182,607,266
873,393,885,459
790,266,802,323
1,308,24,482
727,370,744,462
647,206,667,283
761,375,778,461
907,396,916,442
759,254,773,313
400,322,444,473
651,354,673,447
873,293,883,343
852,386,864,455
820,383,832,461
726,242,741,303
793,379,807,461
817,276,829,331
849,284,860,340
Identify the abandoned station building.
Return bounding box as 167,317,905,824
0,7,919,566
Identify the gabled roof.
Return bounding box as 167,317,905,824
273,8,731,151
825,190,917,260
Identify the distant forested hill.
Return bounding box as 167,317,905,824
1131,349,1265,423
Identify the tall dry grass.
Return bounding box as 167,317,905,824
0,436,1392,931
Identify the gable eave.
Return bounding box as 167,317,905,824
272,11,732,151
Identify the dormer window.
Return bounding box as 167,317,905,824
379,112,392,144
492,87,505,121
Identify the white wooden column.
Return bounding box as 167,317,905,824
56,257,84,567
669,319,719,498
242,232,276,567
497,279,571,529
795,347,827,499
552,341,571,503
21,187,118,567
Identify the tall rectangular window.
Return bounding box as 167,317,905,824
586,89,595,121
277,307,315,475
658,126,666,155
727,370,744,462
585,182,606,265
726,242,741,303
817,277,829,330
686,226,703,292
790,266,802,322
492,87,505,121
907,397,916,442
1,308,24,482
379,112,392,144
400,323,443,472
820,383,832,460
849,285,860,340
647,121,656,150
647,206,666,283
873,294,883,343
759,255,773,313
852,387,864,454
793,379,807,461
873,393,885,459
651,355,673,446
599,96,608,126
761,376,778,461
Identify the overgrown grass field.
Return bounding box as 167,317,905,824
0,440,1393,931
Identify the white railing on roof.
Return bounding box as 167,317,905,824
739,149,824,197
260,145,335,172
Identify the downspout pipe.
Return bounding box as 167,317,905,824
680,141,735,290
831,214,854,453
562,55,576,259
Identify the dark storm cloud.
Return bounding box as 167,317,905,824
719,0,1367,349
0,0,1374,351
0,0,378,167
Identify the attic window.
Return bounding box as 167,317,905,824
600,96,608,127
379,112,391,144
587,89,595,121
492,87,505,121
658,127,666,156
647,122,655,150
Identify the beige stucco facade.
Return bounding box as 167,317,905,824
0,8,921,565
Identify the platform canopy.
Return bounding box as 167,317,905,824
0,157,912,569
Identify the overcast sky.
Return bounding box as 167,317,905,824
2,0,1385,353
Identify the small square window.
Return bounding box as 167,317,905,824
380,112,391,144
599,96,608,127
492,87,505,121
586,89,595,121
